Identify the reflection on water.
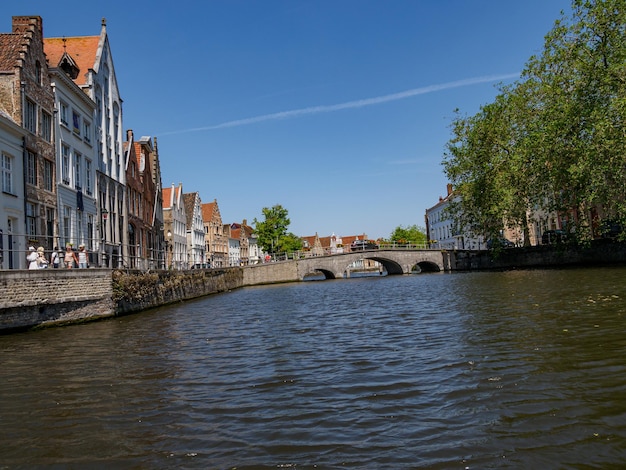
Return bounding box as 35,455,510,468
1,267,626,468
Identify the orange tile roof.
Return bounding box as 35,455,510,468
201,201,216,221
162,187,172,209
44,36,100,86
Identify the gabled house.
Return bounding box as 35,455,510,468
0,16,56,253
201,199,227,268
223,223,240,267
124,131,159,269
45,18,127,267
183,191,205,268
48,47,97,259
162,183,186,270
230,219,258,265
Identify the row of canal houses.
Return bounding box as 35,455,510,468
0,16,259,270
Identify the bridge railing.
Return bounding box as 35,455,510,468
260,242,440,263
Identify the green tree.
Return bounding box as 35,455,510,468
390,225,427,245
443,0,626,242
253,204,302,254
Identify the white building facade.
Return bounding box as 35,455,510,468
0,112,27,269
425,184,485,250
49,66,97,255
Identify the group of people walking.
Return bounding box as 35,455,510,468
27,244,89,270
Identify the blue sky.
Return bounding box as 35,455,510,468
7,1,572,240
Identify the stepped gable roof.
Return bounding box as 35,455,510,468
201,200,218,222
44,35,100,86
0,17,45,72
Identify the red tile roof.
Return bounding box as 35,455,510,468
44,36,100,86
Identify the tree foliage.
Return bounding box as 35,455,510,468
389,225,427,245
253,204,302,254
443,0,626,242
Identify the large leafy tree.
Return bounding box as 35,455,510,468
253,204,302,254
443,0,626,242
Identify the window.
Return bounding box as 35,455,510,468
63,206,71,242
74,152,82,189
46,208,54,246
26,203,37,238
60,102,68,126
40,111,52,141
26,151,37,186
35,60,42,85
72,110,81,135
43,159,53,191
1,153,13,194
25,99,37,133
83,120,91,144
85,159,93,195
87,214,94,250
62,144,70,184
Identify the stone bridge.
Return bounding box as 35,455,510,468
242,249,455,285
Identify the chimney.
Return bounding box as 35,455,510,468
447,183,453,196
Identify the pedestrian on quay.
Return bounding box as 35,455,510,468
27,246,38,270
50,246,60,268
37,247,48,269
78,244,88,269
64,245,78,269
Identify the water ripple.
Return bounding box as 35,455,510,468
1,269,626,468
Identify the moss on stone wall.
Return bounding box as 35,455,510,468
112,268,244,315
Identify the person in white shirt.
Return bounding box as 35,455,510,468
27,246,38,270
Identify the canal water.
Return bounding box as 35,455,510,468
1,267,626,469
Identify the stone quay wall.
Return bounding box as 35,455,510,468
0,268,244,333
0,269,114,332
453,239,626,271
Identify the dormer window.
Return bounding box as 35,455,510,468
59,52,79,79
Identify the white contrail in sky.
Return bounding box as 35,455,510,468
160,74,518,135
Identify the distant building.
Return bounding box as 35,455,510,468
183,192,205,268
230,220,258,265
162,183,186,269
425,184,484,250
124,131,161,269
201,199,227,268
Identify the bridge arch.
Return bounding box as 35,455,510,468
303,268,337,280
358,256,403,275
413,261,441,273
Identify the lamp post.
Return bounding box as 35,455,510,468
101,208,108,267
